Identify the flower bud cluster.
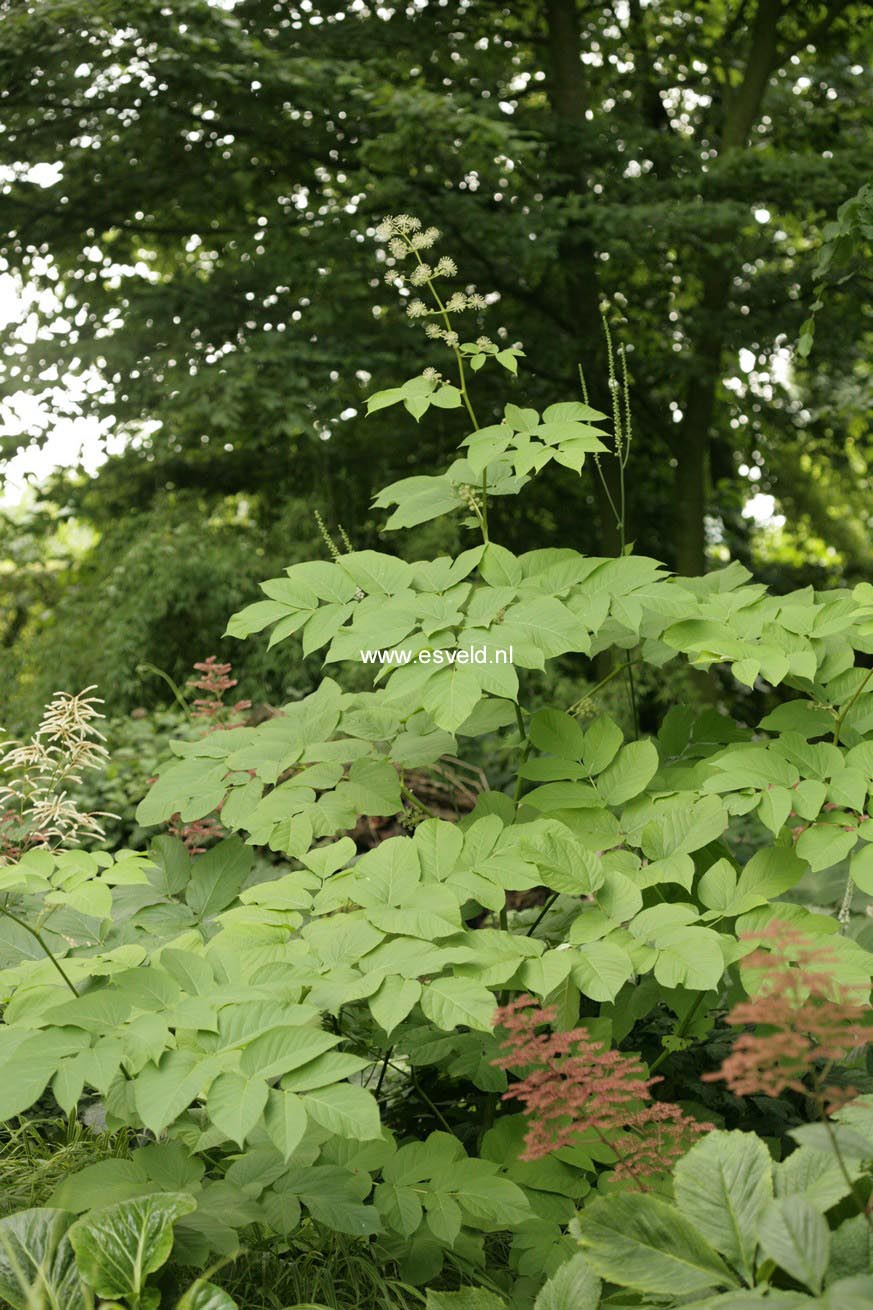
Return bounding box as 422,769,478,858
374,215,490,346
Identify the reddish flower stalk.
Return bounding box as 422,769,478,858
703,921,871,1111
188,656,252,729
168,657,251,853
493,995,710,1188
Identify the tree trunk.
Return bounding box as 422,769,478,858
673,0,783,577
543,0,623,559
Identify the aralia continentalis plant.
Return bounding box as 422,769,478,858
0,217,870,1293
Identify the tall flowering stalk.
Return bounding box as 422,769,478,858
167,657,251,854
375,214,522,542
0,687,115,861
705,921,873,1233
187,656,252,729
493,995,710,1189
704,921,871,1111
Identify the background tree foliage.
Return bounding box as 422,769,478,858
0,0,871,722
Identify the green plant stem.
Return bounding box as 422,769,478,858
400,781,434,819
387,1061,455,1136
832,665,873,745
648,992,707,1076
512,703,531,808
0,904,79,995
568,657,644,717
136,662,193,720
625,652,639,740
406,235,489,541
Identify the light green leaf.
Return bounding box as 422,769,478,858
422,666,483,733
176,1280,239,1310
736,847,807,899
369,977,422,1035
582,717,624,775
758,1196,830,1293
421,977,497,1032
239,1026,341,1080
302,1084,382,1140
796,823,857,872
338,550,412,596
577,1193,738,1295
132,1051,218,1137
572,941,634,1002
375,1182,424,1237
280,1051,371,1093
653,926,727,991
534,1254,601,1310
185,838,253,919
69,1193,196,1302
674,1131,772,1283
819,1277,873,1310
529,709,586,760
263,1089,308,1161
850,842,873,894
597,740,659,805
206,1073,269,1147
224,599,292,640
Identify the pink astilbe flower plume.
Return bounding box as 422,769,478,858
492,995,711,1189
704,920,871,1111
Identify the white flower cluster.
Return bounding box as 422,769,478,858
0,687,116,857
374,215,490,345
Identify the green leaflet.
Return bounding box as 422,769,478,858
576,1193,739,1295
758,1196,831,1294
534,1255,601,1310
302,1084,382,1139
421,976,497,1032
175,1281,239,1310
205,1073,269,1147
674,1131,773,1284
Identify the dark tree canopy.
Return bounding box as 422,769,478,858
0,0,871,720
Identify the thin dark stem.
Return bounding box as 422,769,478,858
525,892,559,937
400,1065,455,1136
375,1047,393,1097
0,904,79,995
